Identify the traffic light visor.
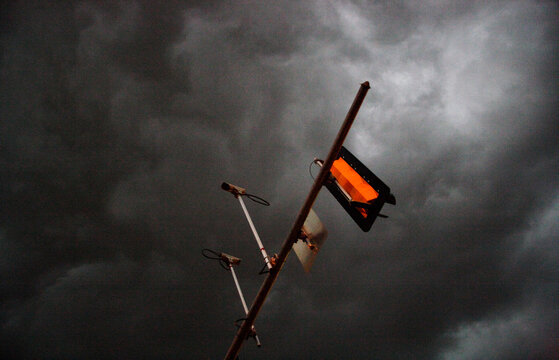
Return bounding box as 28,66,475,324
331,157,379,217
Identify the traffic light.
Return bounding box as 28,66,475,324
324,146,395,232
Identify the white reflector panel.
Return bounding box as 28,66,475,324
293,209,328,272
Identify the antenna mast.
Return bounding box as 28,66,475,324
223,81,370,359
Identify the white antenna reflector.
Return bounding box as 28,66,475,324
293,209,328,272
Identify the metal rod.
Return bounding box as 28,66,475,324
230,265,249,314
229,264,262,347
237,195,273,269
224,81,370,359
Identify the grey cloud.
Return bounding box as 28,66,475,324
1,1,558,359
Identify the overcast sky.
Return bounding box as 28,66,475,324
1,1,558,359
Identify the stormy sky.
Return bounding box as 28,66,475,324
1,1,558,359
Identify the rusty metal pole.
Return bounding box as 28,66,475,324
223,81,370,360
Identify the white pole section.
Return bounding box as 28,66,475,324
237,195,273,270
229,265,249,314
229,264,261,347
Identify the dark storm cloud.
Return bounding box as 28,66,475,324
1,1,558,359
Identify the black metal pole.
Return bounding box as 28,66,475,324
223,81,370,360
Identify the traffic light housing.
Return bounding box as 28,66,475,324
324,146,395,232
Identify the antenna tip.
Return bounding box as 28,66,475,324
361,81,370,88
